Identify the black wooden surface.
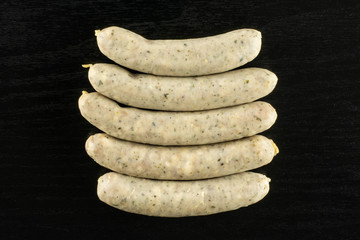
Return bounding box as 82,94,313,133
1,0,359,239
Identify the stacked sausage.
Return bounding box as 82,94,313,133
79,26,278,217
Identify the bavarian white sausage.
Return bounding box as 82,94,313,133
87,63,277,111
86,133,279,180
95,27,261,76
78,92,277,145
97,171,270,217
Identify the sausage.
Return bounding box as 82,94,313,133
86,63,278,111
97,171,270,217
95,26,261,76
78,92,277,145
86,133,279,180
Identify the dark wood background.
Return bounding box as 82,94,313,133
1,0,359,239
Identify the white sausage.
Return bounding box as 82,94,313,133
87,63,278,111
95,27,261,76
78,92,277,145
97,171,270,217
86,133,279,180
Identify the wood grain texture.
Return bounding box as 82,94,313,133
0,0,359,239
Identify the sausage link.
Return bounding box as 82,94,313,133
78,92,277,145
87,63,277,111
96,27,261,76
97,171,270,217
86,133,279,180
